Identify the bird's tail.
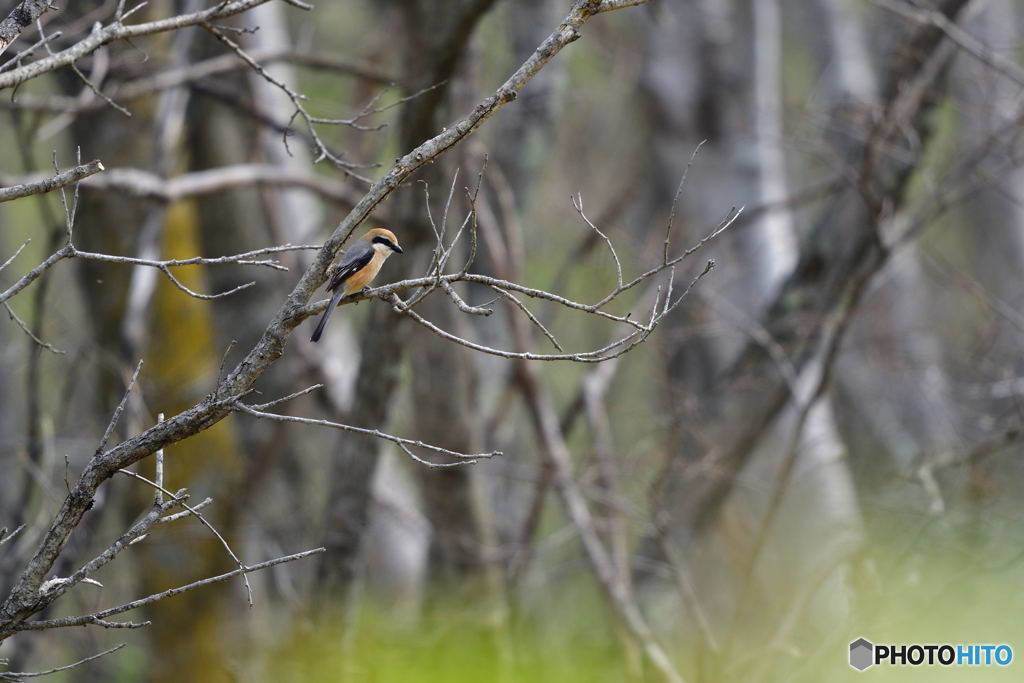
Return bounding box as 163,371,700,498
310,288,345,342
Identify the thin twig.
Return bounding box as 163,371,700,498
75,164,365,206
0,643,126,680
0,29,62,73
69,61,131,117
0,525,25,546
665,140,706,264
572,192,622,290
0,0,281,90
35,495,187,605
156,497,213,524
115,469,255,606
233,401,501,467
492,286,563,351
247,384,325,410
441,280,493,316
0,242,73,309
0,240,30,274
71,243,316,271
96,361,143,455
3,301,64,354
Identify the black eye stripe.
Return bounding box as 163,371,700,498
372,235,393,247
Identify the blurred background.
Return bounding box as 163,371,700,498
2,0,1024,681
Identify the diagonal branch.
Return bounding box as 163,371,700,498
0,160,104,203
0,0,53,58
0,0,284,90
0,643,126,680
115,469,255,606
8,548,324,634
233,401,500,467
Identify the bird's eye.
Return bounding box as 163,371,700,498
372,235,393,247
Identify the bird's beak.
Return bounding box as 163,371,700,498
392,244,404,254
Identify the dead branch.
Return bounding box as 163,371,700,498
76,164,366,207
115,469,255,606
0,643,126,681
0,0,291,90
0,48,395,114
233,400,501,468
0,160,104,203
0,0,52,58
7,548,325,635
2,301,64,354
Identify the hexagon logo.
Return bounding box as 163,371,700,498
849,638,874,671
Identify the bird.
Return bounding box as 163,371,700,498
310,227,403,342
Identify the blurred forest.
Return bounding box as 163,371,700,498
2,0,1024,681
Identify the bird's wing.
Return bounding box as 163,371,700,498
327,241,375,291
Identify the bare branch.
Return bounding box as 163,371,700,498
10,549,325,633
76,164,365,206
593,206,740,309
203,22,367,174
441,280,493,316
665,140,707,264
233,401,501,467
0,643,126,680
572,192,622,290
0,0,279,90
0,160,104,203
71,243,317,272
3,301,65,354
96,360,143,456
0,237,74,310
297,192,722,363
69,60,131,118
305,81,449,131
0,49,396,113
0,27,60,73
0,0,53,59
0,240,29,274
492,287,563,351
306,221,721,362
308,232,727,331
594,0,654,9
0,237,304,307
389,291,651,362
0,526,25,547
115,469,255,606
247,383,324,410
156,498,213,524
35,494,187,608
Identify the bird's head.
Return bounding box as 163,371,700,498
363,227,403,254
